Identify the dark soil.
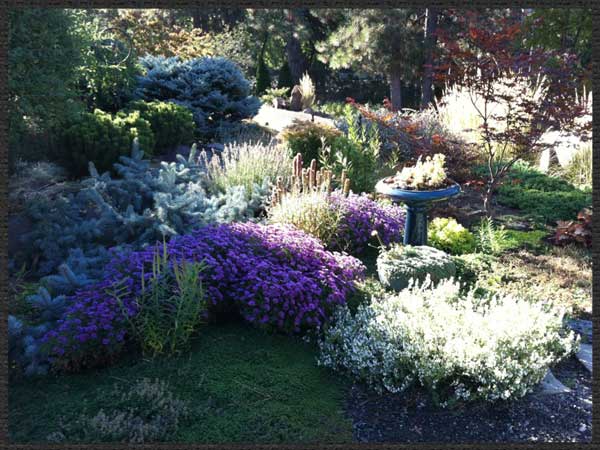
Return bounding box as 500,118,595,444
345,356,591,443
429,184,531,229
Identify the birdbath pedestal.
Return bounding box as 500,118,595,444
375,179,461,246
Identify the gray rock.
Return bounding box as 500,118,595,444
568,319,592,343
539,370,571,395
576,344,592,373
272,97,288,109
289,85,302,111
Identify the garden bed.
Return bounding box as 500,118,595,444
346,355,591,443
9,8,592,445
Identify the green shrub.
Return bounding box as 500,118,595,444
9,9,86,166
496,162,591,224
319,278,578,405
277,60,294,89
124,100,195,152
317,101,354,119
113,111,155,156
76,14,140,112
255,51,271,95
319,110,381,193
260,87,290,105
376,244,456,292
428,217,476,255
59,109,154,176
475,218,510,255
279,120,343,164
503,229,548,252
112,243,207,357
452,253,494,287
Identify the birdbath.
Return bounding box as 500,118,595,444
376,178,461,246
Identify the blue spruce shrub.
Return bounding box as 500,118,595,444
135,55,261,138
9,260,97,377
11,139,273,377
19,139,271,277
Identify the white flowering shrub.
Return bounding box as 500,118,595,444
377,244,455,291
318,278,578,406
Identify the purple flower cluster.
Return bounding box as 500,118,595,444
42,223,365,369
329,192,405,254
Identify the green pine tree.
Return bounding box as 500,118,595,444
278,60,294,89
255,52,271,95
315,9,424,110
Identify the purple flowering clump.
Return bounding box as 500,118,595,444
43,223,365,370
329,192,405,254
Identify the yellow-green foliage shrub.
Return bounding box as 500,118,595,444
124,100,195,152
279,120,343,163
428,217,477,255
59,109,154,176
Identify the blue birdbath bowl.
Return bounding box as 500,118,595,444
376,178,461,246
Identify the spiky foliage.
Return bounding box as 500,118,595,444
270,153,340,207
202,141,292,199
298,73,316,110
19,139,270,278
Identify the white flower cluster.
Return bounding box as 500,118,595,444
318,278,578,405
394,154,448,190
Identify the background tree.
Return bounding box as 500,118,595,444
8,9,86,167
255,31,272,95
420,8,439,108
316,9,424,110
105,9,213,59
436,11,588,214
522,8,592,70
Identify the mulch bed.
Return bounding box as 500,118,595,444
345,356,591,443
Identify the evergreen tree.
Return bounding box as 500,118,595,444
316,9,424,110
278,60,294,89
254,33,272,95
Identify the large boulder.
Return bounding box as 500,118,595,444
377,244,456,291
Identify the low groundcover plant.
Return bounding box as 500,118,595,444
318,277,577,406
42,223,365,371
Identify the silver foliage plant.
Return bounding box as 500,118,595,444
318,277,578,406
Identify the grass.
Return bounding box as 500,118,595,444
9,322,353,444
501,229,549,253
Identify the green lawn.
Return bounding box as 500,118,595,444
9,322,353,444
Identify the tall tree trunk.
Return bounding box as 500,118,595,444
420,8,439,109
286,37,307,84
285,9,309,84
389,65,403,111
